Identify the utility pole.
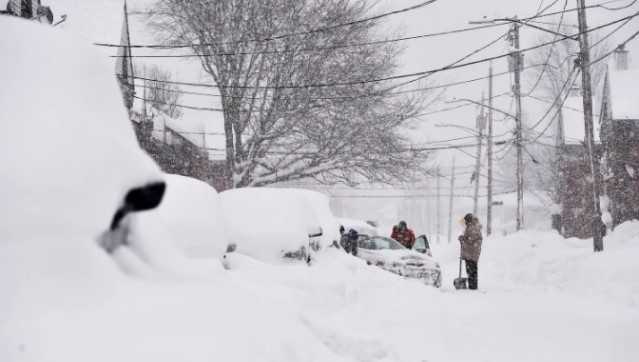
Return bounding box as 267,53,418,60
436,167,441,243
510,21,525,231
473,94,486,216
447,158,456,244
486,64,494,235
576,0,604,252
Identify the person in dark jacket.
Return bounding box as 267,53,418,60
458,213,483,290
339,226,358,256
391,220,416,249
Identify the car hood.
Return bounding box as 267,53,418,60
359,249,439,269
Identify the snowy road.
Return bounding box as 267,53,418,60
3,225,638,362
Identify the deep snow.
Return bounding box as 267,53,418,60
2,14,639,362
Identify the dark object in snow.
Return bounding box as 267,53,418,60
340,228,359,256
100,182,166,253
226,243,237,253
465,260,478,290
35,5,52,24
453,257,468,290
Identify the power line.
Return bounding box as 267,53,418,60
526,71,581,144
124,13,639,91
97,0,624,50
133,95,225,112
411,140,510,152
104,24,506,58
599,0,638,10
129,68,528,102
526,68,579,133
328,189,517,199
591,28,639,65
522,0,569,97
97,0,438,49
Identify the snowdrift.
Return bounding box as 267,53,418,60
134,174,229,258
0,17,161,244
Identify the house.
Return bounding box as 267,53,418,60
553,90,603,239
599,45,639,228
555,45,639,238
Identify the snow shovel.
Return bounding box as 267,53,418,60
453,246,468,290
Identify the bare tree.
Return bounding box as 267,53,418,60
138,64,183,119
148,0,428,187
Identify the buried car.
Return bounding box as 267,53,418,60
357,236,442,287
219,188,339,264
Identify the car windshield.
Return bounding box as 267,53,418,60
358,236,406,251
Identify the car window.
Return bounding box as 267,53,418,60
414,235,430,251
358,236,405,250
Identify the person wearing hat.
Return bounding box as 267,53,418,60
391,220,416,249
458,213,483,290
338,225,358,256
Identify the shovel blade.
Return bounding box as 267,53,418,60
453,277,468,290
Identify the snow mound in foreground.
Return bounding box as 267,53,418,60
0,17,161,244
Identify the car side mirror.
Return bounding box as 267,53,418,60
307,226,323,238
110,182,166,230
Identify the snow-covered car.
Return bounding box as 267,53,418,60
219,188,339,263
357,236,442,287
337,218,380,238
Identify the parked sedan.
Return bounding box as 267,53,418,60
357,236,441,287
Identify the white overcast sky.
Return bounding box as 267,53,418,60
380,0,638,168
50,0,639,169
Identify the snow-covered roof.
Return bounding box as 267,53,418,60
607,67,639,120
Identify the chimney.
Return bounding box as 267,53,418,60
614,44,629,71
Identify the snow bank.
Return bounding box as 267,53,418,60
0,16,161,243
134,174,229,258
0,18,161,245
337,217,380,236
432,220,639,309
220,188,339,262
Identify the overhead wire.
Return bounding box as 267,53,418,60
97,0,439,49
98,0,624,50
104,24,506,57
522,0,569,97
122,13,639,91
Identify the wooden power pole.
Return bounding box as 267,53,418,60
486,64,494,235
576,0,604,252
510,21,525,231
473,94,486,216
447,158,456,244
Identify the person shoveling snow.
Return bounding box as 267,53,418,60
455,213,483,290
